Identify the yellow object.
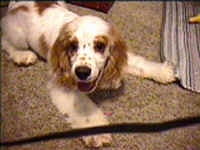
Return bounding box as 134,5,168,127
189,14,200,23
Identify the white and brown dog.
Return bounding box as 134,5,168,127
1,1,177,147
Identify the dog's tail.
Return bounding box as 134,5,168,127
8,1,36,11
8,1,68,10
8,1,16,10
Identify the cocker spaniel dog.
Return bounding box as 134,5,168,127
1,1,176,147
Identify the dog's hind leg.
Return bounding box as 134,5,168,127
2,37,37,65
125,52,177,84
1,14,38,66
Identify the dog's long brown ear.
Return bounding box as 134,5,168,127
101,24,128,82
49,24,75,88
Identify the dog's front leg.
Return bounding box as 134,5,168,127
126,52,177,84
48,85,111,147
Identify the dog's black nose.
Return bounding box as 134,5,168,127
75,66,91,80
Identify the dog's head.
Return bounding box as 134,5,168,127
50,15,127,93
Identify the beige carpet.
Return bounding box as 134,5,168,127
1,2,200,150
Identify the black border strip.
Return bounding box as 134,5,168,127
1,116,200,147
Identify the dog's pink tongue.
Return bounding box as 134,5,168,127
78,82,93,92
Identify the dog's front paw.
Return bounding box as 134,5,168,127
160,61,177,84
82,134,112,148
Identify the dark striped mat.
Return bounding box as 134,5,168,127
161,2,200,93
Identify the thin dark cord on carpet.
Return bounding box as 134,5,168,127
1,116,200,147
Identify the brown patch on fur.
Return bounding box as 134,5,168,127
79,57,86,61
39,34,49,59
50,23,77,89
98,24,127,89
94,35,108,53
68,37,79,57
9,6,29,15
35,2,57,15
95,35,108,45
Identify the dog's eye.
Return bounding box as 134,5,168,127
94,42,106,53
69,41,78,53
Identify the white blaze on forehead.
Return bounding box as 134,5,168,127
73,16,110,43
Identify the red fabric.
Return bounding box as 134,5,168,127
68,1,115,13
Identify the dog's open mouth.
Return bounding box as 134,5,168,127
77,80,96,92
77,71,102,93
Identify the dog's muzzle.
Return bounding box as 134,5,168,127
74,65,95,92
74,57,109,93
